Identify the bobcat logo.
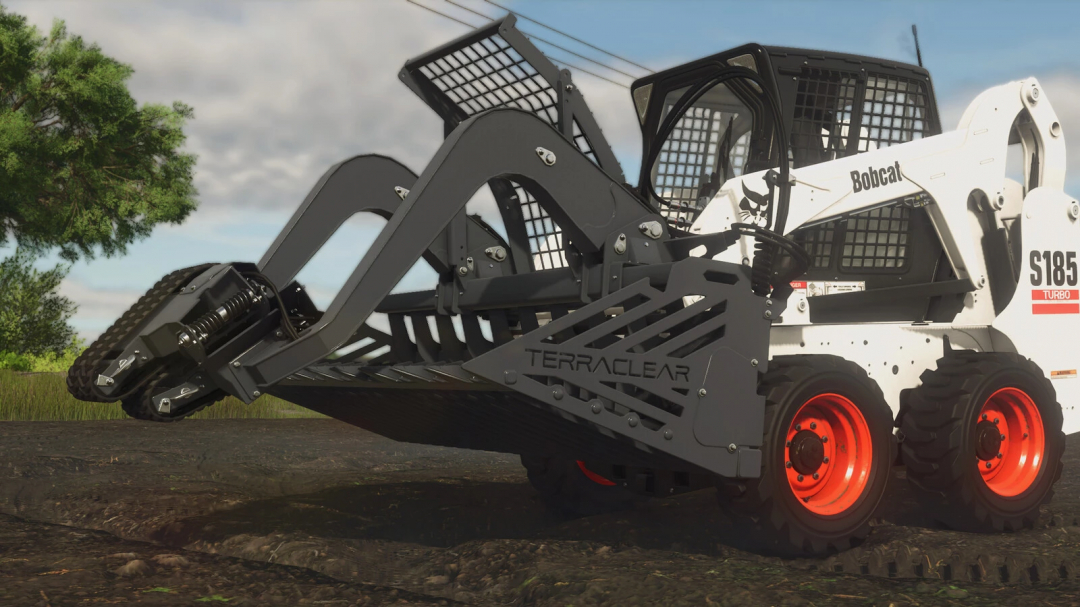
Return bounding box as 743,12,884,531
739,182,770,226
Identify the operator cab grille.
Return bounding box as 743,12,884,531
790,67,931,169
653,105,751,227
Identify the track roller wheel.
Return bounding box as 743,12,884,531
898,351,1065,532
717,355,894,556
521,456,637,518
120,369,227,423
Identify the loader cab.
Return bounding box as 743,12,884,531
633,44,942,232
634,45,965,323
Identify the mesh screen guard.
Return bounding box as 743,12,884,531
400,15,624,271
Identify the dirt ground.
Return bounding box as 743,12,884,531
2,419,1079,606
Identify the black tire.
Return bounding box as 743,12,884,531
716,355,895,557
898,351,1065,532
521,456,637,518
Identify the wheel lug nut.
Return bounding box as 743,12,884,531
994,418,1000,425
786,441,793,447
1023,433,1029,439
997,453,1003,459
797,475,804,482
982,414,988,420
810,422,817,430
821,435,828,443
1000,434,1006,441
823,457,830,464
986,461,993,468
785,461,792,468
812,473,819,480
795,424,802,431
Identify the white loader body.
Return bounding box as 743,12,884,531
691,78,1080,435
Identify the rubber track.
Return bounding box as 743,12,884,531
66,264,218,403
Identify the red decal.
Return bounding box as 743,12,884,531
1032,303,1080,314
790,281,808,289
576,460,616,486
1032,289,1079,301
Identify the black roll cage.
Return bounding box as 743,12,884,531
641,65,793,234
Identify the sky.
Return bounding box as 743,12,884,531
5,0,1080,343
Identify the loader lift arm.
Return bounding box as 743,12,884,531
229,109,669,395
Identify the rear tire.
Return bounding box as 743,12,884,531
898,351,1065,532
716,355,894,557
521,456,637,518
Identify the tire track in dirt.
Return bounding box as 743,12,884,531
3,419,1080,605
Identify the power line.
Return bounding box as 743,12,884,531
405,0,475,28
444,0,640,79
482,0,653,73
404,0,630,88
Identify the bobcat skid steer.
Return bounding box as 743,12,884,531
69,15,1073,556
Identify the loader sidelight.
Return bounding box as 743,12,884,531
69,14,1071,557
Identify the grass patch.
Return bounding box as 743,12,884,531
0,369,324,421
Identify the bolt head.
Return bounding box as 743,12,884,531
812,473,819,480
764,310,773,319
994,418,999,424
821,435,828,443
275,331,284,338
727,443,737,453
750,358,759,367
663,429,673,440
823,457,830,464
458,266,468,276
590,401,603,414
810,422,817,430
232,361,241,368
797,474,804,482
986,461,993,468
795,424,802,431
552,386,564,400
997,453,1003,459
785,461,793,468
253,391,260,397
628,415,639,428
1000,434,1006,441
698,388,707,397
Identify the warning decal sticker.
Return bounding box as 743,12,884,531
1031,289,1080,315
790,281,866,297
1051,369,1077,380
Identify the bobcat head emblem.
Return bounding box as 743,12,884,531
739,181,770,226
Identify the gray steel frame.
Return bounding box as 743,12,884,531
228,108,662,395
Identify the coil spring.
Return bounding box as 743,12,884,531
181,287,259,344
750,238,777,297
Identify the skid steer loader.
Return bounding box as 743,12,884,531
68,15,1073,556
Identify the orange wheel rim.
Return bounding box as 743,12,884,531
785,393,874,515
976,387,1045,497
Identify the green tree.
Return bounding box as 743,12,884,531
0,247,77,356
0,6,197,262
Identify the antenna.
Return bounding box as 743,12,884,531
911,24,923,68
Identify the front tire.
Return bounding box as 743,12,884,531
898,351,1065,532
717,355,895,557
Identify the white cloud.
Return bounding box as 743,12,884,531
5,0,645,342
